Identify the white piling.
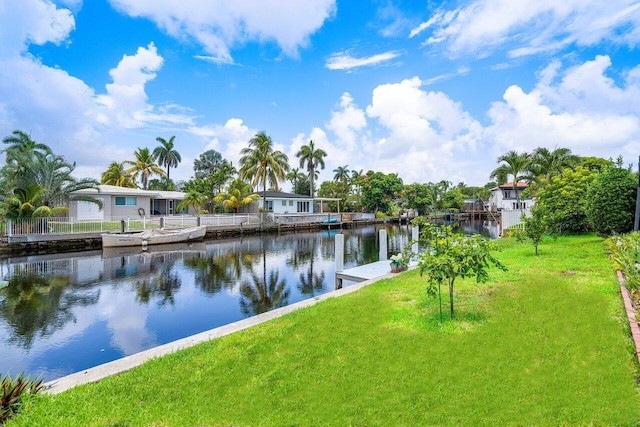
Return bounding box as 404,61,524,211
412,225,419,256
379,229,387,260
335,233,344,272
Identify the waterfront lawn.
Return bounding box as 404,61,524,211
9,234,640,426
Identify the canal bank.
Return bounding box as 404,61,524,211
0,216,393,256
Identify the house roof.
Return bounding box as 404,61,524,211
490,181,529,191
73,185,185,199
255,191,313,200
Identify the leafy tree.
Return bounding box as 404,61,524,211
585,163,636,236
490,150,532,209
360,171,403,213
193,150,236,193
442,188,464,209
296,140,327,197
101,161,136,188
124,147,165,190
153,136,181,180
402,183,433,215
239,131,289,206
418,225,506,320
579,156,612,173
317,180,351,211
534,166,597,234
516,208,548,255
215,178,260,213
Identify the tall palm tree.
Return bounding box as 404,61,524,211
530,146,579,182
124,147,165,190
296,140,327,197
490,150,532,209
2,130,51,162
333,165,350,182
286,167,306,194
153,136,181,180
101,161,136,188
239,131,290,207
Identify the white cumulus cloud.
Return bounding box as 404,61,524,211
109,0,337,63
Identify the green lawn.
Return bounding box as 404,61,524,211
9,235,640,426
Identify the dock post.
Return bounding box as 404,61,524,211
412,225,419,257
335,233,344,289
379,229,387,261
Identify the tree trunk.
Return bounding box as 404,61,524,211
449,278,455,318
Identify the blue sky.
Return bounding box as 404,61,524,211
1,0,639,188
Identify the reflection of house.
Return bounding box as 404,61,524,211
489,182,534,211
69,185,190,219
253,191,315,214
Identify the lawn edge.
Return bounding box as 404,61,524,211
617,270,640,365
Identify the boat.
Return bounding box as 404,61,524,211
101,226,207,248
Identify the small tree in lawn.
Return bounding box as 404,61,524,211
419,225,505,321
516,208,548,255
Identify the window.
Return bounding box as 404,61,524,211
282,200,287,207
115,196,137,206
289,200,294,206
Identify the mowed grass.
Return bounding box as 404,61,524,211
9,235,640,426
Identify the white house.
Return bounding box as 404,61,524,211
69,185,190,220
489,182,534,211
253,191,314,214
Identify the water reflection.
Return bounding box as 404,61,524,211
0,221,496,381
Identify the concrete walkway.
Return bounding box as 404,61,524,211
44,268,401,394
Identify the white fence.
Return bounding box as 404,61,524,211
500,208,531,235
2,214,266,237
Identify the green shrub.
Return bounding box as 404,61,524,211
586,164,636,236
605,232,640,289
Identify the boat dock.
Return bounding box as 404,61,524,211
335,260,394,287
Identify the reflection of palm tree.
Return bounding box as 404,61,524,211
240,245,289,316
184,250,256,294
298,267,325,297
240,270,289,316
134,264,181,306
0,274,100,349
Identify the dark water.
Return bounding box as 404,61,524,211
0,220,498,381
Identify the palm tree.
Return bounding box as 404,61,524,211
333,165,350,182
101,161,136,188
350,169,364,207
124,147,165,190
153,136,181,180
2,130,51,162
176,189,209,214
239,131,290,207
286,167,306,194
296,140,327,197
215,189,259,213
530,146,579,182
490,150,532,209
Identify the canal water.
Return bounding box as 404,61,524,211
0,220,497,381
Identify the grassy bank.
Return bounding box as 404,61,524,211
9,235,640,426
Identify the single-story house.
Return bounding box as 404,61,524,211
252,191,315,214
489,182,534,211
69,185,190,220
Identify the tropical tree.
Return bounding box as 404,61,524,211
214,178,259,213
153,136,181,180
286,167,308,195
333,165,350,182
529,146,579,182
489,151,532,210
296,140,327,197
2,130,51,162
239,131,289,207
124,147,165,190
176,189,209,214
193,150,236,193
101,161,136,188
2,150,101,219
360,171,403,213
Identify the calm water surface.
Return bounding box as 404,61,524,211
0,220,497,381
